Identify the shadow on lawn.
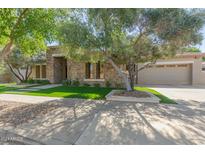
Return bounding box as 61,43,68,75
1,98,205,144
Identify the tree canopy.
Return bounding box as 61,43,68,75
0,8,68,58
58,8,205,91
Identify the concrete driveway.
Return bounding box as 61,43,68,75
1,87,205,145
148,85,205,103
76,102,205,145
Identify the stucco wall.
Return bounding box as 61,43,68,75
138,57,205,85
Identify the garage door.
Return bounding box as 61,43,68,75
138,64,192,85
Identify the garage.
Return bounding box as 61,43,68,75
138,63,192,85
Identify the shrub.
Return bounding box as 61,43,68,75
114,82,123,88
72,79,80,87
83,83,90,87
105,81,111,88
35,79,50,84
25,79,35,84
24,79,50,84
93,83,101,88
62,79,72,86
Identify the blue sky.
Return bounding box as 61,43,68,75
197,26,205,52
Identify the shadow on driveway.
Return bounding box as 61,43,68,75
1,98,205,145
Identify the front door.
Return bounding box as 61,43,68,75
53,57,67,83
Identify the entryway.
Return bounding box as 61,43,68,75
53,57,67,83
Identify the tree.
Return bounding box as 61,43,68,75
0,8,67,60
183,47,201,53
58,8,205,91
5,49,46,82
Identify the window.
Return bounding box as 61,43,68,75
85,62,91,79
36,65,40,78
85,62,104,79
41,65,46,78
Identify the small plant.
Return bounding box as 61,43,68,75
25,79,50,84
62,80,66,86
72,79,80,87
62,79,72,86
83,83,90,87
34,79,50,84
25,79,35,84
105,81,111,88
93,83,101,88
39,79,50,84
114,82,123,88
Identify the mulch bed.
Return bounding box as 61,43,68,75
113,90,151,98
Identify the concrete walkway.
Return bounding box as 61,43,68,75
0,94,62,104
17,84,61,92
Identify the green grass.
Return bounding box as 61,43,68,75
1,83,175,103
0,83,18,93
134,86,176,104
7,86,114,100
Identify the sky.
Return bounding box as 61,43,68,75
197,26,205,52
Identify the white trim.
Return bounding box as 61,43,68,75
83,78,105,82
52,54,64,57
154,61,194,65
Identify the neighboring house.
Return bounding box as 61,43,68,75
0,67,30,83
29,46,205,87
0,69,14,83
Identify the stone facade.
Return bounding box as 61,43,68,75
44,46,205,87
45,47,125,87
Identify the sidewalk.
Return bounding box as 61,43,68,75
0,94,62,104
17,84,61,92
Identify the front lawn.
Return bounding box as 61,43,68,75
0,83,18,93
2,84,175,103
8,86,114,100
135,86,176,104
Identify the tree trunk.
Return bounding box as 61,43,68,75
127,63,135,90
135,64,139,84
7,63,24,82
6,61,33,83
26,66,32,81
108,58,132,91
0,41,13,60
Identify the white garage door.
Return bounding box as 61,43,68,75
138,64,192,85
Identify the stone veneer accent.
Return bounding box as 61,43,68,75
46,47,125,87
